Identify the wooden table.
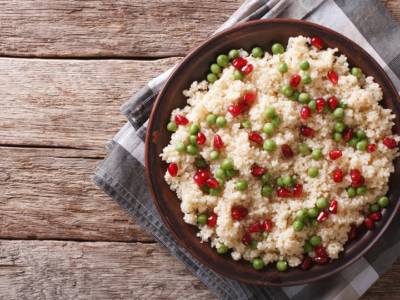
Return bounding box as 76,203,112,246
1,1,399,298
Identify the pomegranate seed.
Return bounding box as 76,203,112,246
316,98,326,113
207,213,218,227
311,37,323,49
167,163,178,177
241,63,254,75
343,128,353,142
300,106,312,120
232,57,247,69
243,92,256,105
290,74,301,87
262,219,273,232
228,104,242,117
251,164,266,177
300,125,315,137
327,71,339,84
193,174,206,187
332,168,344,183
314,246,328,258
193,169,210,186
196,132,206,145
351,177,365,188
242,233,252,245
249,131,263,145
317,210,330,223
206,178,219,189
364,217,375,230
367,144,376,153
350,169,362,182
213,135,224,149
238,100,249,112
277,187,292,198
327,96,339,110
292,183,303,197
329,199,338,214
281,144,294,158
314,255,329,265
348,224,357,240
369,212,382,221
231,206,248,221
174,114,189,125
329,150,342,160
383,137,397,149
300,257,313,270
248,222,262,233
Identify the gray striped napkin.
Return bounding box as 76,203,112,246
95,0,400,299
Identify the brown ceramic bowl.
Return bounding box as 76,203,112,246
145,19,400,286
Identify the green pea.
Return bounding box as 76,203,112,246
278,62,288,73
189,135,197,146
216,54,229,67
311,148,323,160
189,123,200,135
263,123,275,136
207,73,218,83
335,122,346,133
216,116,227,128
197,213,208,225
215,169,226,180
356,139,368,151
310,235,322,246
250,240,258,250
351,67,363,79
262,231,269,239
356,129,366,139
264,107,276,119
210,151,219,161
252,47,264,58
307,207,319,219
276,177,284,187
235,179,248,191
378,196,389,208
301,73,312,84
293,220,304,232
217,244,229,254
206,114,217,125
167,121,177,132
210,63,221,75
339,102,347,109
276,260,288,272
300,60,310,70
333,132,343,142
221,158,234,170
316,198,328,209
369,203,380,213
195,157,207,168
225,169,236,178
228,49,240,60
333,107,345,120
186,144,198,155
271,43,285,54
271,116,281,127
282,175,293,187
261,173,272,185
176,142,186,153
242,119,251,129
289,90,300,101
308,167,319,178
280,84,293,97
356,185,367,195
233,70,244,80
296,209,308,222
347,187,356,198
298,143,311,155
349,137,358,148
209,188,221,196
308,100,317,112
298,92,310,104
252,258,265,270
261,185,273,197
304,241,313,253
263,139,277,152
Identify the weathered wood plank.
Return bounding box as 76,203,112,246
0,240,214,300
0,57,179,150
0,146,151,242
0,0,241,58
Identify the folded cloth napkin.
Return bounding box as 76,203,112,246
94,0,400,299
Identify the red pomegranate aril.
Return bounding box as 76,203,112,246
251,164,266,177
329,150,342,160
232,57,247,69
207,213,218,227
300,125,315,137
300,106,312,120
350,169,362,182
327,71,339,85
317,210,330,223
292,183,303,197
367,144,377,153
228,104,242,117
351,176,365,188
314,255,329,265
343,128,353,142
242,233,252,245
383,137,397,149
369,212,382,221
196,132,206,145
316,98,326,113
249,131,263,145
311,37,323,49
231,206,248,221
327,96,339,110
332,168,344,183
243,92,256,105
167,163,178,177
281,144,294,158
193,174,206,187
174,114,189,125
206,178,219,189
290,74,301,87
213,135,224,149
348,224,357,240
277,187,292,198
248,222,262,233
262,219,273,232
364,217,375,230
300,256,313,270
197,169,210,181
314,246,328,258
241,63,254,75
329,199,338,214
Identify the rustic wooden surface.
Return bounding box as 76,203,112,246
0,0,398,299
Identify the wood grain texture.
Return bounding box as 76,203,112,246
0,240,214,299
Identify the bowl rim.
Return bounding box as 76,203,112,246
145,18,400,286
